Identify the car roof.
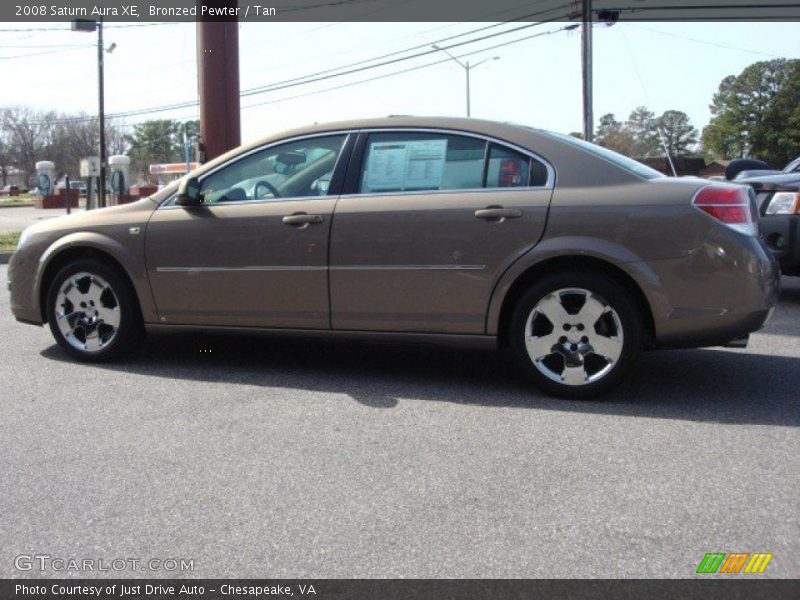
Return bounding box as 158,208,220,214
200,117,552,173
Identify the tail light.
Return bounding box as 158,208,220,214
692,185,757,236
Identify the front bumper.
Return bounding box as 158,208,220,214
760,213,800,275
8,248,43,326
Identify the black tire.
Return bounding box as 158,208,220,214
509,271,644,400
45,258,143,362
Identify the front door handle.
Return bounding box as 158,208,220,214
474,206,523,221
282,213,324,227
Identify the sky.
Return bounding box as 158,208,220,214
0,20,798,145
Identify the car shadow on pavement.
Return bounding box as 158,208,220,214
40,331,799,427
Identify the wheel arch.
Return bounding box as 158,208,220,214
37,234,147,324
492,254,658,348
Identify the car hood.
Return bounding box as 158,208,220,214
737,172,800,191
22,198,158,239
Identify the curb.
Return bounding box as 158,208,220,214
0,202,35,209
0,252,12,265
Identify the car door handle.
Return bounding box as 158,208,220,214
474,207,523,221
282,213,324,227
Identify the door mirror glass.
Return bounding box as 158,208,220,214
176,176,202,206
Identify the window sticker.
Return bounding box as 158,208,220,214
364,139,448,192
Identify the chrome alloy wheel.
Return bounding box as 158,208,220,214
523,288,624,386
54,272,121,353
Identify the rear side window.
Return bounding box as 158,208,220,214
356,132,550,194
359,132,485,193
488,145,530,188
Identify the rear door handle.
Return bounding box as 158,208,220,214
474,207,523,221
282,213,324,227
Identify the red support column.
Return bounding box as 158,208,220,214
196,14,241,162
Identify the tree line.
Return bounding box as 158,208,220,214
0,110,198,187
571,107,699,158
574,58,799,167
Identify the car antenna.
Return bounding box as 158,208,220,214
618,27,678,176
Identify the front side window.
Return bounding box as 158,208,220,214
200,134,347,203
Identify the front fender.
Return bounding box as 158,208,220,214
35,231,156,323
485,236,669,336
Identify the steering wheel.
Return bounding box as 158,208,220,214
254,180,280,199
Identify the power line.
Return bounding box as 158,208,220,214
17,9,578,125
113,23,581,122
241,24,580,111
0,45,94,60
0,42,95,48
33,16,573,122
114,23,578,123
628,23,786,58
241,2,574,96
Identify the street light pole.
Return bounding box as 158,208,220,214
582,0,594,142
97,19,106,209
431,45,499,118
465,61,471,117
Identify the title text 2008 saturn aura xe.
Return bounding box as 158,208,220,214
8,117,780,398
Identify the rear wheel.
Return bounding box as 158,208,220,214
45,259,143,362
509,271,644,399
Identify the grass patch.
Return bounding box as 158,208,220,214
0,193,34,204
0,231,21,253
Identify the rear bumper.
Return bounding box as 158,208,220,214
760,213,800,275
649,233,780,349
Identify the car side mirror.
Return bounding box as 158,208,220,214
176,176,202,206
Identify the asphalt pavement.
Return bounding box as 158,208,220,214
0,265,797,578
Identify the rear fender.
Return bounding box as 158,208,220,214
485,235,668,336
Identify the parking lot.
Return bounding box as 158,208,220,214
0,264,797,578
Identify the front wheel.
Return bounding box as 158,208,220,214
45,259,143,362
509,271,644,399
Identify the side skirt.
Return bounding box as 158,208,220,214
145,323,498,350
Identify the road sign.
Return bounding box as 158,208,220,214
80,157,101,178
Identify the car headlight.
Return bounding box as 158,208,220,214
764,192,800,215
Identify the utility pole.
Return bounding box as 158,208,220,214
72,18,108,208
197,7,241,162
581,0,594,142
97,19,106,208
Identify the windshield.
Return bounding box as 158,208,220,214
784,157,800,173
543,131,665,180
